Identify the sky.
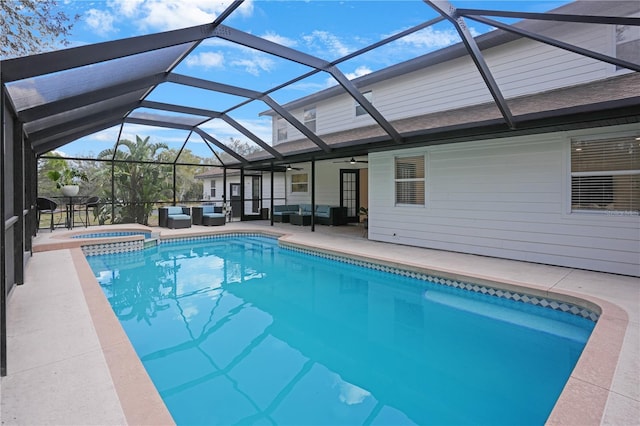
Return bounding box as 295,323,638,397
40,0,572,160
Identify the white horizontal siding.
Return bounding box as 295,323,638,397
281,161,346,205
368,125,640,276
279,20,616,138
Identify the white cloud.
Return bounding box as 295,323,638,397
323,65,372,88
107,0,144,18
395,26,480,50
186,51,225,69
303,30,352,57
104,0,254,32
231,56,275,76
261,32,298,48
345,66,372,80
87,0,254,38
199,117,272,146
85,9,116,36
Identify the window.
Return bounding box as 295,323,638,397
616,24,640,70
355,90,373,117
277,117,287,142
291,173,308,193
571,136,639,214
395,155,425,205
304,107,316,132
210,180,216,198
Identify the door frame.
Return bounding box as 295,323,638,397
340,169,360,223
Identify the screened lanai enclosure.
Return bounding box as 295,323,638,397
2,0,640,375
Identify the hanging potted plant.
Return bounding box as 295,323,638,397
47,165,88,197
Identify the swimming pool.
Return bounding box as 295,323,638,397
87,235,595,425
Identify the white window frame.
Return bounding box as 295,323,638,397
290,173,309,193
394,154,426,206
570,135,639,215
303,107,316,133
355,90,373,117
277,117,287,142
210,180,216,198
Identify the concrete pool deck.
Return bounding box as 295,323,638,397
1,222,638,425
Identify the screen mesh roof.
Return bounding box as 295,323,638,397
1,0,638,168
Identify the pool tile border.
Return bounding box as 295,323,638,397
282,243,600,322
82,239,144,256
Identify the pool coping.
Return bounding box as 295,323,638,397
34,224,154,252
67,228,629,425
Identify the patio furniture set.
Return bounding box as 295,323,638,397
159,203,348,229
272,204,348,226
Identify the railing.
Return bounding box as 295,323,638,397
36,196,291,229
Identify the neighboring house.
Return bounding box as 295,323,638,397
259,1,640,276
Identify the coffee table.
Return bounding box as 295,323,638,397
290,213,311,226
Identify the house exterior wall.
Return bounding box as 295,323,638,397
200,173,287,213
201,163,361,209
368,124,640,276
275,20,624,143
285,161,357,206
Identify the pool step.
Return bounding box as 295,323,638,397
144,233,160,248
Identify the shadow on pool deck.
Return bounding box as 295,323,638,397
1,221,638,425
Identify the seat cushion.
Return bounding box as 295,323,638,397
315,205,330,215
169,213,190,220
203,213,225,218
166,206,184,215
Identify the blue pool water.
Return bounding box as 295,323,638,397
71,231,151,239
86,235,595,425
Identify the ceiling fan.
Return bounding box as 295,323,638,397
333,157,368,164
285,164,304,171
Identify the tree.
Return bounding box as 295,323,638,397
217,137,262,163
158,148,205,202
1,0,79,59
97,136,172,225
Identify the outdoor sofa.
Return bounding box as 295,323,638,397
192,205,226,226
159,206,192,229
272,204,299,223
272,203,347,226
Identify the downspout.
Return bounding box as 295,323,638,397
240,168,245,221
270,164,274,226
311,159,315,232
223,167,227,208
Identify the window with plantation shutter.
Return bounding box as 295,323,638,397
395,155,425,205
571,136,639,214
291,173,308,193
